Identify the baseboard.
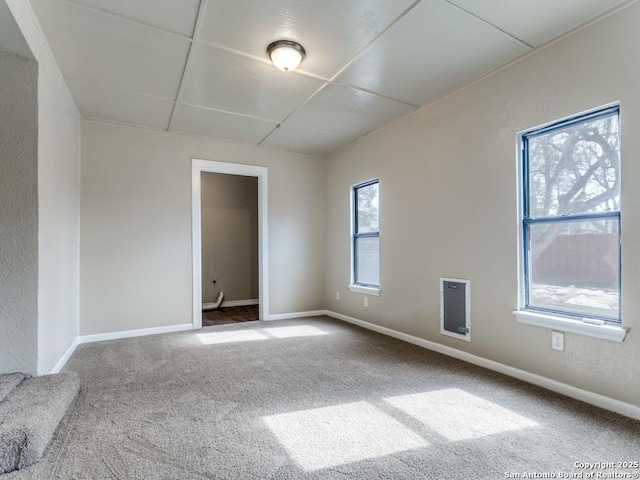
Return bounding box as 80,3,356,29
220,299,259,308
49,337,80,374
267,310,327,321
325,310,640,421
78,323,193,345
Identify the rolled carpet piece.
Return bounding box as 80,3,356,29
0,374,27,404
0,372,79,474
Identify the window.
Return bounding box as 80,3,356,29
351,179,380,292
521,106,621,324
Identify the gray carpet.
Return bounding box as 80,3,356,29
6,316,639,479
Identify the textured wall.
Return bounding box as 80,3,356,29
7,0,82,374
325,3,640,407
201,173,258,303
0,53,39,374
80,121,326,335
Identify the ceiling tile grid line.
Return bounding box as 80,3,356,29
61,0,199,41
328,82,420,109
322,0,423,84
257,81,333,146
81,112,351,159
167,0,206,132
80,114,171,133
257,124,285,149
60,74,177,103
177,101,293,126
444,0,534,48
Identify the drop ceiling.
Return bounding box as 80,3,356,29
28,0,631,157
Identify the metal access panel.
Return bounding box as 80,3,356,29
440,277,471,342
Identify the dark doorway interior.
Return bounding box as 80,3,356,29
202,305,259,327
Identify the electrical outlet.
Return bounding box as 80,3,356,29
552,331,564,351
364,297,368,307
336,291,340,300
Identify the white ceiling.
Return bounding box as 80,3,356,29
29,0,631,157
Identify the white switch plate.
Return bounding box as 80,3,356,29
552,331,564,351
364,297,368,307
336,291,340,300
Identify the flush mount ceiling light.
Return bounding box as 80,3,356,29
267,40,306,72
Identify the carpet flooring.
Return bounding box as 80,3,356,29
7,316,639,479
202,305,259,326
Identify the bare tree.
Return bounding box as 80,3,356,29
528,115,620,220
356,183,379,232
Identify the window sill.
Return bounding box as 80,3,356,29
348,285,380,296
513,309,627,343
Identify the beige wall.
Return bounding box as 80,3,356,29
32,23,81,375
201,173,258,303
325,3,640,407
80,121,326,335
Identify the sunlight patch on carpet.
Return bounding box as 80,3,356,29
197,325,329,345
263,325,329,338
196,329,268,345
384,388,538,441
263,401,428,471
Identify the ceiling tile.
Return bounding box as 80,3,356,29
448,0,630,47
70,0,200,37
261,124,356,157
67,80,174,130
180,44,326,121
287,84,416,138
337,0,531,106
197,0,416,79
31,0,191,100
171,104,279,144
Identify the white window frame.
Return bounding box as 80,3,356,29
349,179,380,296
513,105,627,342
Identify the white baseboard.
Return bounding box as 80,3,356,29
267,310,327,321
77,323,193,345
325,310,640,421
50,338,80,374
220,299,259,308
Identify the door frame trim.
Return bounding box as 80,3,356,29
191,159,268,328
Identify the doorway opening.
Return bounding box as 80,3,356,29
191,159,269,328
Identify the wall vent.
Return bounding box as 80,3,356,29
440,277,470,342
